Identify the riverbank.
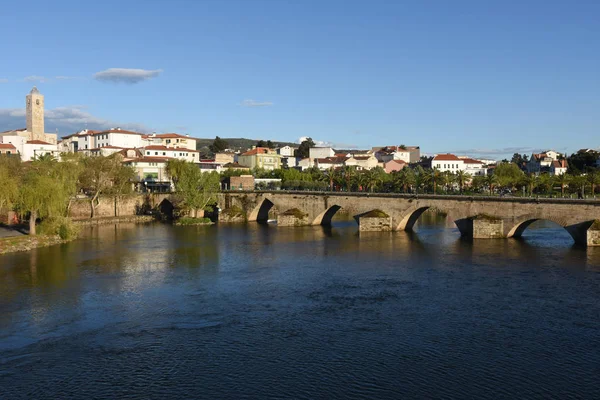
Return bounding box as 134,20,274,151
0,216,157,255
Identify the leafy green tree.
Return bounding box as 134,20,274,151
484,174,497,195
18,163,69,235
0,155,21,212
256,140,267,148
166,159,189,188
79,155,131,218
587,170,600,196
494,162,524,189
295,138,315,158
209,136,228,154
168,163,220,217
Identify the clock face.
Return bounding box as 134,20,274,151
36,99,40,105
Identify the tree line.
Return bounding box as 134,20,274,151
0,154,136,236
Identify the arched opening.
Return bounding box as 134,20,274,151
312,205,342,226
397,206,456,233
508,218,579,244
158,199,174,221
249,199,275,224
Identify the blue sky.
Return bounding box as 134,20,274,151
1,0,599,158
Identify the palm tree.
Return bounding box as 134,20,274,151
431,168,443,194
587,170,600,197
484,174,497,195
555,173,571,197
455,170,472,194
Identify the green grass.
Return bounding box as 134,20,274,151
362,209,389,218
281,208,308,218
175,217,213,226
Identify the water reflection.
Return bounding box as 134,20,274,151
1,220,600,399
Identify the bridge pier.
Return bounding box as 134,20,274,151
355,210,393,232
565,220,600,247
278,208,311,226
455,216,505,239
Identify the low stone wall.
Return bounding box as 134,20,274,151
359,216,392,232
278,214,310,226
69,196,147,220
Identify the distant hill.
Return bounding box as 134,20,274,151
195,137,298,153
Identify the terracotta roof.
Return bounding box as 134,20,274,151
353,156,373,161
462,158,483,164
0,143,17,149
433,154,461,161
26,140,53,145
315,157,344,164
388,159,406,165
552,160,568,168
199,159,216,163
241,147,273,156
161,133,195,139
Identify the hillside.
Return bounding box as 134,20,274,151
195,137,298,153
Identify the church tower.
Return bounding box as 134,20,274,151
26,86,45,141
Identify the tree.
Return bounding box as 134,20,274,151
556,173,571,196
455,170,472,194
256,140,267,148
266,140,274,149
295,138,315,158
170,163,220,217
510,153,528,170
0,155,21,212
209,136,228,154
494,162,524,189
166,159,189,188
79,155,131,218
484,174,497,195
587,170,600,196
18,163,69,235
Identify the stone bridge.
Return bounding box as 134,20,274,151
212,191,600,246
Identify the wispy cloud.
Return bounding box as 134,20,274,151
55,75,85,81
240,99,274,107
0,106,147,135
23,76,47,83
94,68,163,84
0,78,8,84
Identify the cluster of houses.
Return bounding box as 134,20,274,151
0,87,592,192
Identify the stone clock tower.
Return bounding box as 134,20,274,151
26,86,45,141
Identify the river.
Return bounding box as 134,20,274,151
1,216,599,399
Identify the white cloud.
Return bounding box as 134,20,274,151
0,78,8,84
23,76,47,83
241,99,274,107
94,68,163,84
0,106,147,135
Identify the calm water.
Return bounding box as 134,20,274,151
1,217,600,399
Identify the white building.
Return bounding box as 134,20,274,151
0,135,60,161
432,154,464,172
277,146,297,157
461,158,487,176
143,133,197,151
309,147,335,160
142,145,199,162
550,160,568,175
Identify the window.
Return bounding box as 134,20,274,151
146,151,150,155
163,152,166,156
155,152,158,155
166,139,171,144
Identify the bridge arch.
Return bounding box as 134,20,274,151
312,205,342,226
507,215,568,238
158,198,174,220
248,198,275,223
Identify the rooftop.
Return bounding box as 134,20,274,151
26,140,53,145
0,143,17,149
433,153,461,161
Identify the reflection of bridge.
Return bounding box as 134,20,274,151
209,191,600,246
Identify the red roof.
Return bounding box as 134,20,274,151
433,153,461,161
462,158,482,164
242,147,272,156
151,133,195,140
388,159,406,165
1,128,27,134
552,160,567,168
26,140,53,145
0,143,16,149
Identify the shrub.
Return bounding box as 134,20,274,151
175,217,213,226
38,216,80,240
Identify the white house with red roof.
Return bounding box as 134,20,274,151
143,133,197,151
432,154,464,172
0,143,17,156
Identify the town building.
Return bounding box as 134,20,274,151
0,87,58,145
526,151,561,174
123,157,171,192
277,146,297,157
238,147,281,170
143,133,197,151
0,143,17,155
344,154,379,170
383,159,407,173
550,159,568,175
432,154,464,172
309,147,335,160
